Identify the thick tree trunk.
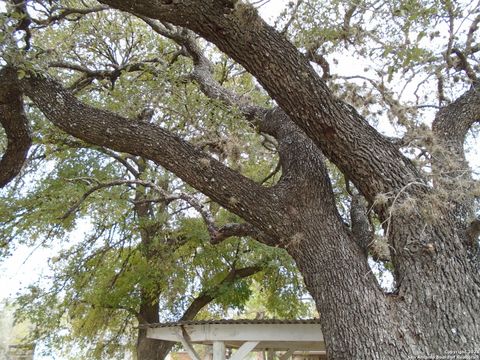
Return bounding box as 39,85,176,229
258,111,480,357
389,209,480,355
0,71,32,187
137,295,171,360
254,111,411,358
289,222,406,358
286,211,480,358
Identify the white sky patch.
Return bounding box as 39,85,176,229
0,219,92,302
255,0,289,24
466,131,480,178
0,245,52,300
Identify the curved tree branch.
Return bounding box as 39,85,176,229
59,178,156,220
94,147,140,178
100,0,422,211
0,68,32,188
179,265,263,321
279,0,303,35
31,5,109,26
49,59,166,92
62,174,276,246
432,85,480,205
306,49,331,80
432,85,480,152
450,48,478,83
0,68,284,234
465,14,480,56
211,222,276,246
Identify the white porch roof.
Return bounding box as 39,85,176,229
144,319,325,360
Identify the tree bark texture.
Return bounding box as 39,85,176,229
1,1,480,359
0,68,32,187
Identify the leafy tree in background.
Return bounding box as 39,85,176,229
7,149,307,359
0,7,310,359
0,303,35,360
0,0,479,359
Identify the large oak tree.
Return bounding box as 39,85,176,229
1,0,479,358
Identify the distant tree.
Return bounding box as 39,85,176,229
0,0,479,359
0,303,35,360
8,151,306,359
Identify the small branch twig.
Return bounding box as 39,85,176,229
60,177,271,244
31,5,109,26
467,217,480,245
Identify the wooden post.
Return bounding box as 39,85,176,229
267,349,275,360
213,341,226,360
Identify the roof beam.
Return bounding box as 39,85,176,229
176,331,201,360
279,349,296,360
229,342,260,360
147,323,323,342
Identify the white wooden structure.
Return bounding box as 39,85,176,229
145,319,326,360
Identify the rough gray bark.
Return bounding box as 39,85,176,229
99,0,421,209
1,1,480,358
0,68,32,187
432,85,480,225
